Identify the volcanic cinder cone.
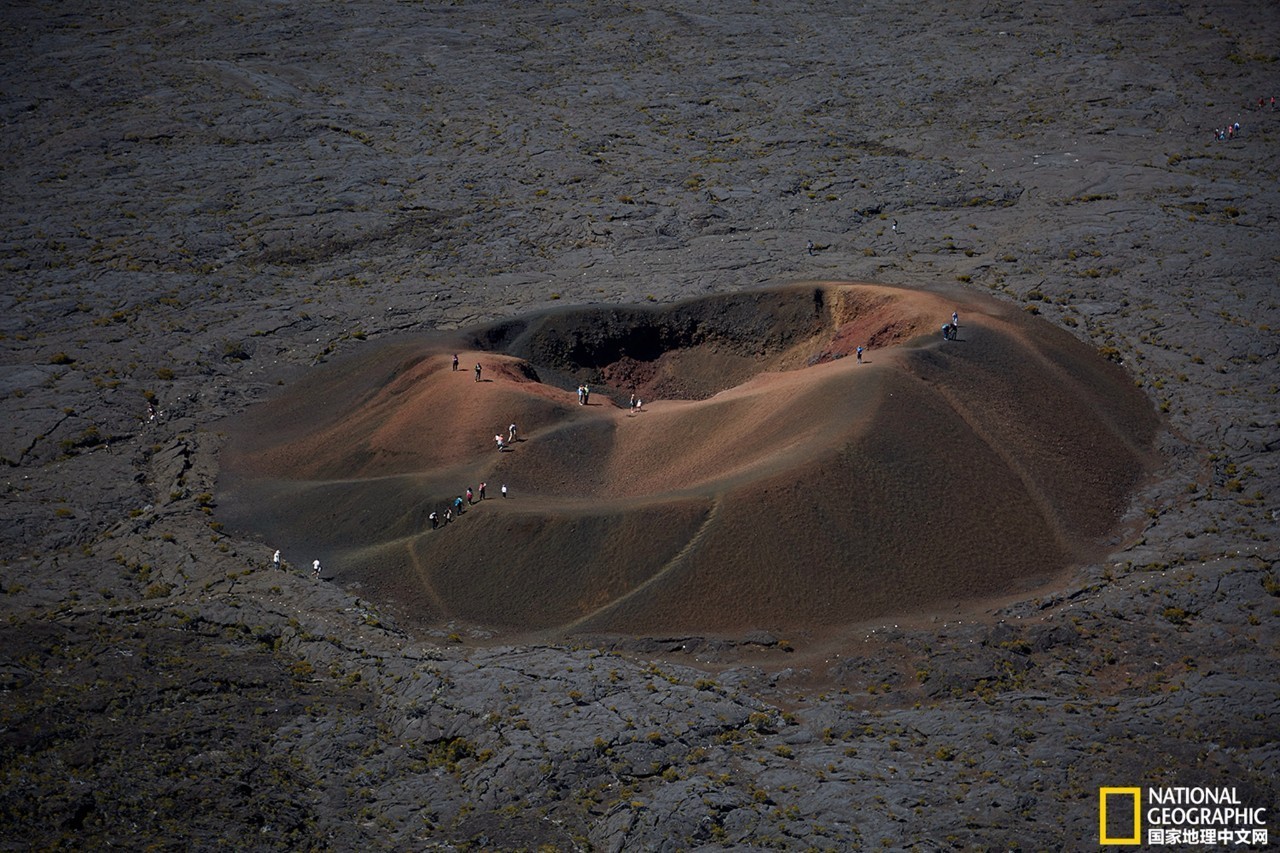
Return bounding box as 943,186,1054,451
217,282,1160,637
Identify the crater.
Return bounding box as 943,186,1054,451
217,282,1161,638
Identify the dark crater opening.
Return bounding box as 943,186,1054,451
469,288,833,401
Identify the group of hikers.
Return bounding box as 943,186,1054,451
269,548,323,580
495,422,517,451
437,356,525,529
1214,96,1277,141
428,481,508,529
1214,120,1242,141
451,352,483,382
942,311,960,341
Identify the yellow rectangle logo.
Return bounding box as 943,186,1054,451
1099,787,1142,845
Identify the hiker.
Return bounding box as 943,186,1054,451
501,484,508,498
629,391,636,411
495,434,506,451
312,559,321,578
892,219,898,234
466,487,474,505
429,511,438,529
807,239,815,256
952,311,959,327
454,496,465,515
508,423,517,443
577,384,585,405
583,384,590,405
474,363,482,382
273,549,281,569
478,482,486,500
444,507,452,524
856,346,864,363
452,353,459,372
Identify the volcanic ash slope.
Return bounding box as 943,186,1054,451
218,283,1161,636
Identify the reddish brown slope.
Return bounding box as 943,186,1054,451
217,283,1160,637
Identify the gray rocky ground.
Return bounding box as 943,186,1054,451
1,0,1277,849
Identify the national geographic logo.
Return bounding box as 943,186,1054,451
1100,788,1142,845
1100,787,1269,846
